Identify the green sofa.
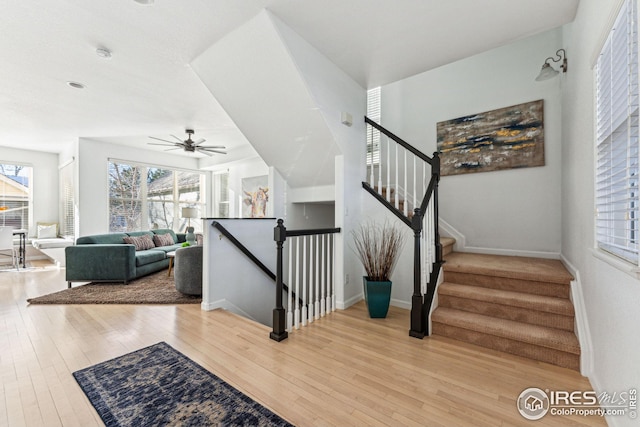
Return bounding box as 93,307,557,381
65,229,186,288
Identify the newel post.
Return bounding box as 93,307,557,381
270,218,289,342
409,208,426,338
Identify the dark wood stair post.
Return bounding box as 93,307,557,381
409,208,426,338
270,218,289,342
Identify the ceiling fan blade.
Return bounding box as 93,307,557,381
199,145,226,149
148,142,180,147
149,136,177,144
193,138,206,146
199,148,227,155
170,134,184,143
163,147,182,151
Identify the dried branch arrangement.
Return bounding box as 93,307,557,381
352,221,405,281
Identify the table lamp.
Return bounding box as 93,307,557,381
181,207,198,245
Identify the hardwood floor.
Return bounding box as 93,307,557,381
1,262,606,426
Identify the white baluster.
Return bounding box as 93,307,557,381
287,239,293,332
395,144,399,210
320,234,326,317
301,235,307,327
413,156,416,214
378,139,383,197
326,233,333,312
294,237,300,330
369,129,375,187
308,235,314,324
404,150,408,216
386,137,391,203
315,234,320,320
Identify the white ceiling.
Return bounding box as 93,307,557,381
0,0,579,156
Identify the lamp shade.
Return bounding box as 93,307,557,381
535,62,560,81
181,207,198,219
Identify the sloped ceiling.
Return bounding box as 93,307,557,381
0,0,579,154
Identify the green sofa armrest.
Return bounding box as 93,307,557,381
65,244,136,286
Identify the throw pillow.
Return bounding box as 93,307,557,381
123,235,155,251
37,223,58,239
153,233,174,247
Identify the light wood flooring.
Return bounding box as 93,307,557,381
1,262,606,426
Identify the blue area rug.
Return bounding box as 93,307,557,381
73,342,293,426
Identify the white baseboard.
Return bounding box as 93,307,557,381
390,298,410,310
439,219,560,259
337,293,363,310
201,298,257,323
560,255,594,378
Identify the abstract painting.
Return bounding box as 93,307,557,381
242,175,269,218
436,100,545,176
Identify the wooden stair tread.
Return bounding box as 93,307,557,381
438,282,574,316
444,252,573,285
432,307,580,355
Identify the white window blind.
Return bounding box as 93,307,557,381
367,87,381,165
595,0,640,264
59,160,75,238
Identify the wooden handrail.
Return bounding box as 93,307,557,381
365,116,433,164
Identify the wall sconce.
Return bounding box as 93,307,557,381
535,49,568,81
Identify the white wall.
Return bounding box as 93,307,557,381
77,138,201,236
270,13,367,308
562,1,640,425
286,203,335,230
202,218,277,326
381,29,564,256
0,146,59,237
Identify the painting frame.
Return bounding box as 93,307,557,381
241,175,269,218
436,100,545,176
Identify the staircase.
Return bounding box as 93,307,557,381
432,251,580,370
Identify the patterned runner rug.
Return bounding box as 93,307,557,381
73,342,293,427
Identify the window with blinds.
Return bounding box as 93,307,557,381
59,160,75,238
595,0,640,264
213,171,230,218
366,87,381,165
0,163,32,230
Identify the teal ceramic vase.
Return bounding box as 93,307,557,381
363,277,392,318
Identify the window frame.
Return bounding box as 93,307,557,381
0,162,33,232
108,159,206,233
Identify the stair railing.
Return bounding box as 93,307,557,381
271,219,341,341
363,116,443,338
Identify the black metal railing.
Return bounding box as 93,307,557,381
271,220,341,341
364,116,443,338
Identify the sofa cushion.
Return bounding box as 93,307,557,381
153,229,179,244
152,243,184,253
77,233,128,245
123,235,155,251
135,249,166,267
153,233,174,247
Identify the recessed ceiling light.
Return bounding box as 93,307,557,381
66,81,85,89
133,0,154,4
96,47,112,59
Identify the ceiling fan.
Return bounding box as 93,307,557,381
148,129,227,156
